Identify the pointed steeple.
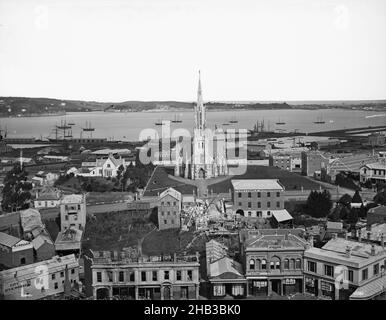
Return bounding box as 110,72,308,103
195,70,205,130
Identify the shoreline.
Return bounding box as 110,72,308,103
1,106,384,118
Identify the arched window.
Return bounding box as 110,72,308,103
284,259,289,269
295,259,302,269
270,261,275,270
276,261,280,270
249,259,255,270
261,259,267,270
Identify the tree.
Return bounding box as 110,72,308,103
1,164,32,213
338,194,352,207
351,190,363,204
347,208,359,224
304,190,333,218
374,189,386,206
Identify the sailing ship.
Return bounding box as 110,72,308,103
276,117,286,125
229,116,238,124
314,114,326,124
155,119,163,126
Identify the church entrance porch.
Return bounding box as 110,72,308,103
198,168,206,179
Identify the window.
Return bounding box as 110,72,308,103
20,257,26,265
74,215,78,221
257,192,261,198
97,272,102,282
248,192,251,198
167,202,171,206
167,211,170,216
267,211,271,216
71,269,75,274
164,271,170,280
141,271,147,281
348,270,354,282
249,259,255,270
324,265,334,277
261,259,267,270
270,261,275,270
77,204,81,210
267,202,271,208
54,282,58,289
238,202,242,206
238,192,242,198
176,270,182,281
152,271,158,281
257,202,261,208
52,274,56,280
161,202,164,206
276,192,280,197
362,268,368,281
60,271,64,278
267,192,271,197
119,271,124,282
187,270,192,281
275,261,280,270
65,215,69,221
276,201,280,208
295,259,302,269
284,259,289,269
173,202,176,206
164,220,167,225
248,202,252,208
374,264,379,276
129,271,135,282
307,261,316,273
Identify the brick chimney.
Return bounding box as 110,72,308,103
371,244,376,256
345,246,351,258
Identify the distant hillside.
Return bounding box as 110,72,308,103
1,96,385,116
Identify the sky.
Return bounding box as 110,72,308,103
0,0,385,102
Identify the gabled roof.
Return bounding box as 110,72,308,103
0,232,22,248
245,231,308,250
209,256,244,280
159,187,182,201
32,233,54,250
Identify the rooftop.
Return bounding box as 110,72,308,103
272,210,293,223
231,179,284,191
55,228,83,251
245,230,308,250
209,256,244,280
20,208,44,233
305,238,386,267
61,194,84,204
0,232,29,248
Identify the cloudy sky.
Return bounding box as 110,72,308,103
0,0,385,101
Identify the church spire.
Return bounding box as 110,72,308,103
195,70,205,130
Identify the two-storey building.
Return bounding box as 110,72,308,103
231,179,287,219
304,235,386,300
242,229,309,297
84,250,200,300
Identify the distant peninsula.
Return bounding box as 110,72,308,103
0,96,385,117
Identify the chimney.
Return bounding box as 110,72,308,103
371,244,376,256
309,235,314,247
381,233,384,249
358,229,362,242
345,246,351,258
351,229,356,238
367,232,371,241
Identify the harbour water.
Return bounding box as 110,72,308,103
2,109,385,142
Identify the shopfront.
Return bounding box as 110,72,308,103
248,279,268,296
305,276,318,296
212,283,246,298
320,281,335,300
283,278,302,295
